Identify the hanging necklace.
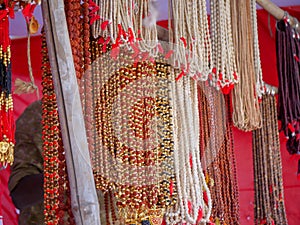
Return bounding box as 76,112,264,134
276,14,300,176
166,73,212,225
230,0,262,131
0,0,14,166
91,37,177,224
209,0,238,94
253,95,288,225
251,0,265,99
41,31,75,225
198,84,240,225
91,0,159,58
169,0,212,82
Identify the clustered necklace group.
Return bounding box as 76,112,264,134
5,0,289,225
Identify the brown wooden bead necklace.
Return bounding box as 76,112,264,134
198,84,240,225
252,95,288,225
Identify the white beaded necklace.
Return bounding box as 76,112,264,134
91,0,158,56
209,0,238,92
251,0,265,98
169,0,212,81
167,72,212,224
134,0,158,55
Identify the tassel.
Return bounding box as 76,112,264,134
169,179,173,197
175,70,185,81
187,201,192,214
196,208,203,223
157,43,164,54
22,3,36,22
14,78,37,95
180,37,187,48
110,46,120,60
189,153,193,168
101,20,110,31
29,16,39,34
203,191,208,205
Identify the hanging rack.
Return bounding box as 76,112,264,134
157,0,300,39
256,0,300,33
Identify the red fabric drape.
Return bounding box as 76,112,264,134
0,6,299,225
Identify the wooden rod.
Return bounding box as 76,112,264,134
256,0,300,33
256,0,285,20
41,1,101,225
158,1,300,36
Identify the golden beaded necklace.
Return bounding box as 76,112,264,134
91,39,177,224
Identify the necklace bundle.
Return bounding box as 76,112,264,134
252,95,288,225
64,0,85,79
168,0,212,81
165,75,212,225
251,0,265,99
41,32,75,225
65,0,97,160
91,36,177,224
90,38,122,225
276,16,300,176
209,0,238,94
198,84,240,225
91,0,136,42
90,37,111,193
91,0,158,57
230,0,262,131
0,0,14,166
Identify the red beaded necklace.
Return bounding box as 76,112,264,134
0,0,14,166
41,31,75,225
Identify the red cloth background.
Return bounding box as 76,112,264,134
0,6,299,225
236,7,300,225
